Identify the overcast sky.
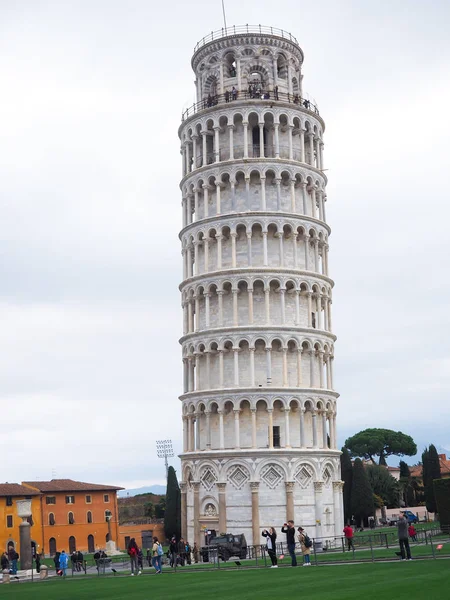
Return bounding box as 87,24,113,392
2,1,450,490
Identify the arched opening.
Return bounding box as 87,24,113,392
49,537,57,556
87,534,95,553
68,511,75,525
49,513,55,526
87,511,92,524
69,536,76,554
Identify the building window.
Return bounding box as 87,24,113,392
87,511,92,524
6,515,13,528
65,495,75,504
85,495,92,504
103,494,109,503
6,496,12,507
46,496,56,505
49,513,55,526
273,426,281,448
68,511,75,525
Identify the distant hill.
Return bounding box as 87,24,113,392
118,490,166,523
118,485,166,498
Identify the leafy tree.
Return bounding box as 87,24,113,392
373,493,384,509
340,447,353,524
345,428,417,465
164,466,181,540
155,497,166,519
422,445,441,514
351,458,374,527
144,501,154,518
399,461,411,478
366,464,401,508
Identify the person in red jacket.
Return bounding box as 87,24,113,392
408,523,417,542
343,524,355,551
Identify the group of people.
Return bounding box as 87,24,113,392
262,520,313,568
127,536,164,575
1,547,19,575
203,86,317,112
70,550,84,571
343,512,417,560
168,536,200,566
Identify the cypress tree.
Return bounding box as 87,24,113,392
340,447,353,524
164,466,181,541
351,458,374,528
423,445,442,514
399,460,410,478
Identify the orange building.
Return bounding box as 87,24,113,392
0,484,43,556
22,479,123,556
118,520,165,551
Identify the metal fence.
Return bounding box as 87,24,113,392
182,90,319,121
193,25,299,53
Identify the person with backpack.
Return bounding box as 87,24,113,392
298,527,312,566
152,536,163,574
127,538,141,576
281,520,297,566
262,527,278,567
59,550,69,576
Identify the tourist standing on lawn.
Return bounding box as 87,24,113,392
262,527,278,567
281,520,297,566
127,538,141,575
398,515,412,560
343,523,355,551
59,550,69,576
298,527,312,566
193,542,200,563
1,552,9,572
169,536,177,567
408,523,417,542
152,537,163,574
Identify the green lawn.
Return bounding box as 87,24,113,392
3,560,450,600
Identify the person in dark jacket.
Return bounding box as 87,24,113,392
398,515,412,560
1,552,9,572
35,552,41,573
262,527,278,567
178,538,186,566
169,536,177,567
281,520,297,566
53,551,61,573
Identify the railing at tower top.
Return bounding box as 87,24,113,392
193,25,299,53
181,90,319,122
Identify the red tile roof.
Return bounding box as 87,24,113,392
410,454,450,478
0,483,40,496
22,479,124,493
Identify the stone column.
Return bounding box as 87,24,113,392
268,409,274,448
234,409,241,448
314,481,324,538
265,347,272,385
264,288,270,324
203,184,209,218
250,482,260,547
333,481,344,536
275,178,281,210
259,122,265,157
262,231,268,265
202,131,207,165
288,125,293,160
280,288,286,325
260,176,266,210
218,410,225,449
248,288,254,324
204,237,209,272
217,482,227,535
251,408,257,448
228,124,234,159
180,482,188,540
233,347,239,386
290,179,296,211
215,181,222,214
282,347,288,386
305,235,310,270
192,135,198,169
295,290,300,325
214,126,220,162
297,349,302,385
216,233,222,269
300,409,305,448
205,411,211,448
308,133,314,166
274,123,280,158
195,413,201,450
247,232,253,266
19,520,32,570
243,121,249,158
312,412,318,448
192,482,201,546
249,347,255,386
205,293,210,328
284,407,291,447
300,129,305,163
321,410,327,448
231,233,237,267
285,481,295,522
245,177,251,210
217,291,224,326
219,349,224,386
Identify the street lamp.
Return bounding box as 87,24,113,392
156,439,174,478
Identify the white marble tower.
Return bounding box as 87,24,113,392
178,25,343,547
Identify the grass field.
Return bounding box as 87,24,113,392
3,560,450,600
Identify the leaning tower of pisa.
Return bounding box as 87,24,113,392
178,25,343,548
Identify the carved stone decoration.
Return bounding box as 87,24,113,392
200,467,218,491
322,466,332,488
260,464,284,489
294,464,314,489
227,465,250,490
204,503,218,517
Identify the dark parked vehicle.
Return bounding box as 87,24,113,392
201,533,247,562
